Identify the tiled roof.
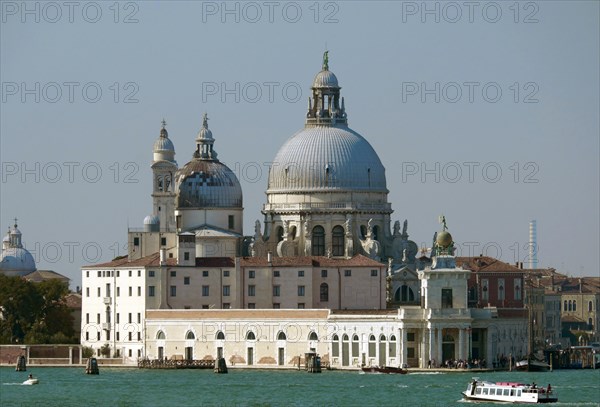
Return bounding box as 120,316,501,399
85,253,177,269
195,257,235,267
64,293,82,309
456,256,522,273
23,269,70,283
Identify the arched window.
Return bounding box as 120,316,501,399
332,226,345,256
395,285,415,302
186,331,195,340
216,331,225,340
352,334,359,356
564,300,568,311
289,226,297,240
312,226,325,256
380,335,386,342
568,300,572,311
156,331,165,340
573,300,577,311
332,334,339,357
368,335,376,357
309,332,318,341
277,331,286,340
320,283,329,302
276,226,284,242
372,225,380,241
589,301,593,312
246,331,256,340
389,335,397,357
589,318,593,328
360,225,367,239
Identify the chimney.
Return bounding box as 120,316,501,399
160,249,166,266
579,278,582,293
267,251,272,264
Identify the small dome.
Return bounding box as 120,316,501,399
436,231,453,248
2,234,9,243
176,160,242,208
197,126,213,141
154,136,175,152
0,247,36,274
143,215,160,225
312,69,339,88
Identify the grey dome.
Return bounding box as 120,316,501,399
267,125,387,193
0,247,36,274
144,215,160,225
312,69,339,88
176,160,242,208
154,136,175,152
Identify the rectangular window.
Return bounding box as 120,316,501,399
223,270,230,277
116,313,120,323
407,347,415,358
202,270,209,277
138,270,141,277
222,303,230,309
161,237,166,246
98,271,101,277
137,332,141,341
442,288,453,309
86,313,89,324
137,286,141,296
228,215,234,229
116,332,119,341
407,333,415,342
298,303,305,309
128,313,132,323
273,285,280,297
97,287,101,297
202,285,209,296
184,306,191,309
371,269,378,277
170,271,176,277
129,270,132,277
273,303,280,309
321,270,327,278
298,270,304,277
149,270,155,277
116,287,120,297
106,331,110,341
274,270,280,277
223,285,230,296
184,277,190,285
202,305,209,309
86,287,89,297
170,286,176,297
345,270,351,277
137,313,141,324
133,237,139,246
514,278,522,300
298,285,305,296
248,303,256,309
116,270,120,277
248,285,256,296
128,332,132,342
184,252,190,261
129,287,132,296
249,270,255,279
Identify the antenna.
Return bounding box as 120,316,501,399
529,220,537,269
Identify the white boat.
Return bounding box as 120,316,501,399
462,379,557,403
22,377,39,385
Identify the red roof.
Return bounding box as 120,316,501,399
457,256,523,273
86,252,177,268
240,254,384,268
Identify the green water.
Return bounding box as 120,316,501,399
1,367,599,406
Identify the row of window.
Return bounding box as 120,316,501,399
480,278,522,301
161,283,333,301
86,312,141,324
158,330,319,342
86,285,142,297
563,300,595,312
85,330,141,342
86,270,142,278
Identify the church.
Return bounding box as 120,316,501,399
80,53,527,368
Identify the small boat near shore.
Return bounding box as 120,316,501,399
22,377,39,385
462,379,557,404
515,358,551,372
361,366,408,374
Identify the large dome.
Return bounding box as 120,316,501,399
0,247,36,275
176,159,242,208
267,125,387,193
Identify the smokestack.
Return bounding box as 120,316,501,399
529,220,538,269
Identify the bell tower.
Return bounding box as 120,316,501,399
152,120,177,232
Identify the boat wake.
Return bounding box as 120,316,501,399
409,372,446,375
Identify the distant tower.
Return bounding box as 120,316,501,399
529,220,538,269
151,120,177,231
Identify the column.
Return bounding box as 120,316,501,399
69,346,73,365
437,328,443,366
458,329,465,361
428,328,434,368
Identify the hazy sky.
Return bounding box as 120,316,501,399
1,1,598,289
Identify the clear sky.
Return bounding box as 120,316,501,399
1,1,598,289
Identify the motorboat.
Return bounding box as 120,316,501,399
462,378,557,403
515,358,551,372
361,365,408,374
22,377,39,385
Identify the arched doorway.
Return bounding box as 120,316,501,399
342,334,350,366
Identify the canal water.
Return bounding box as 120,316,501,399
1,367,599,406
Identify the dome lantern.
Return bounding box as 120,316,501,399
306,51,347,127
